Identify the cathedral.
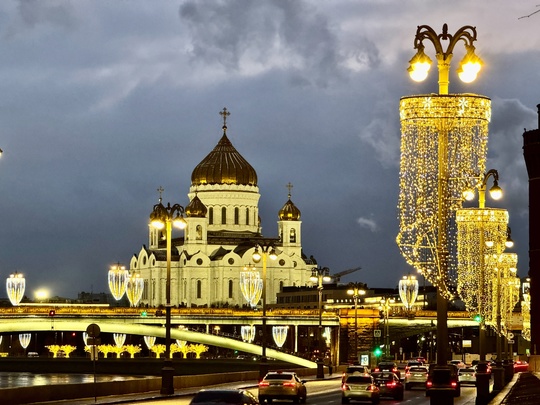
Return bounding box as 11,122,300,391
129,109,317,308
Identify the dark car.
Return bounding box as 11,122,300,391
374,361,401,379
425,365,460,397
190,388,259,404
371,372,404,400
514,360,529,372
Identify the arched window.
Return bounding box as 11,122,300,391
246,208,250,225
197,280,202,299
234,208,239,225
222,207,227,224
290,228,296,243
196,225,202,240
228,280,234,298
143,280,149,300
209,207,214,225
279,281,284,292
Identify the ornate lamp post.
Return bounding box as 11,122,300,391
457,170,508,362
398,25,489,375
149,192,186,395
6,272,25,306
252,241,277,380
347,282,366,362
310,266,331,378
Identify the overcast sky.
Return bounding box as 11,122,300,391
0,1,539,299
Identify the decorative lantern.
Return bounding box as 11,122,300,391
240,266,263,308
108,263,129,301
398,275,419,310
126,272,144,307
19,333,31,350
114,333,126,347
6,272,25,306
241,325,256,343
272,326,288,348
144,336,156,349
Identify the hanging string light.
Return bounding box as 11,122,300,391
240,264,263,308
272,326,288,348
522,278,531,341
108,263,129,301
114,333,126,347
126,272,144,307
19,333,31,350
6,272,26,306
241,325,256,343
397,95,491,297
144,336,156,349
398,275,419,310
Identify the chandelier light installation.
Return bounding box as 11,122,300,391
144,335,156,349
108,263,129,301
126,272,144,307
6,272,25,306
272,326,288,348
496,253,519,338
19,333,31,350
397,23,489,367
240,264,263,308
114,333,126,347
398,275,419,311
241,325,256,343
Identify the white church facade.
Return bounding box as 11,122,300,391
129,109,318,308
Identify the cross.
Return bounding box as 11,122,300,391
286,182,293,198
219,107,230,129
157,186,164,202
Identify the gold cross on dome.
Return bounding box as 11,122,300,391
286,182,293,198
220,107,230,129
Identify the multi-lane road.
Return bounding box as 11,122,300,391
123,378,480,405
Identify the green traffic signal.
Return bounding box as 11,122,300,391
141,311,148,317
373,347,382,357
473,314,482,323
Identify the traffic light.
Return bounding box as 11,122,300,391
473,314,482,323
373,347,382,357
48,310,56,317
140,310,148,317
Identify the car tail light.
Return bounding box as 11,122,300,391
374,367,380,372
451,381,457,388
258,381,270,387
426,381,433,388
342,383,350,391
386,381,396,388
283,382,296,387
367,385,376,391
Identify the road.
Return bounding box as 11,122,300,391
122,379,480,405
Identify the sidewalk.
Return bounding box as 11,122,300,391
489,372,540,405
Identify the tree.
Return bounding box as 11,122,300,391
124,345,142,359
98,344,114,359
60,345,77,358
45,345,62,358
190,343,209,359
110,345,125,358
150,344,166,358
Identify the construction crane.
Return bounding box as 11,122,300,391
331,267,361,282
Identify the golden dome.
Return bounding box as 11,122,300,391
191,131,258,186
278,194,301,221
185,194,207,218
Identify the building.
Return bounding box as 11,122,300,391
129,109,317,308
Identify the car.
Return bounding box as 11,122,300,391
474,362,492,374
405,360,424,374
371,372,404,400
341,374,380,404
513,360,529,372
374,361,401,379
258,371,307,403
458,367,476,386
404,366,429,390
342,365,371,383
449,360,465,369
190,388,260,404
425,365,460,397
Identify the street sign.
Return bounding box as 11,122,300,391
374,329,381,337
86,323,100,338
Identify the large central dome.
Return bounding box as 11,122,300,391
191,130,258,187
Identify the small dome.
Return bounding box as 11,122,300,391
185,195,207,218
191,131,258,187
279,195,301,221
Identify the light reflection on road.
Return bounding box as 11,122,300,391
0,372,147,388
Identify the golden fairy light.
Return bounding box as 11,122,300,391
241,325,256,343
522,279,531,341
240,264,263,308
126,272,144,307
108,263,129,301
456,208,509,320
6,272,26,306
397,95,491,297
490,253,519,337
272,326,289,348
398,274,419,310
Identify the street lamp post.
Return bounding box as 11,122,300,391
310,267,331,378
149,194,186,395
252,242,277,381
379,297,395,359
347,282,366,363
463,169,503,362
400,24,486,371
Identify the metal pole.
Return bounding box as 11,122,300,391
354,294,358,361
160,219,174,395
260,253,268,380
